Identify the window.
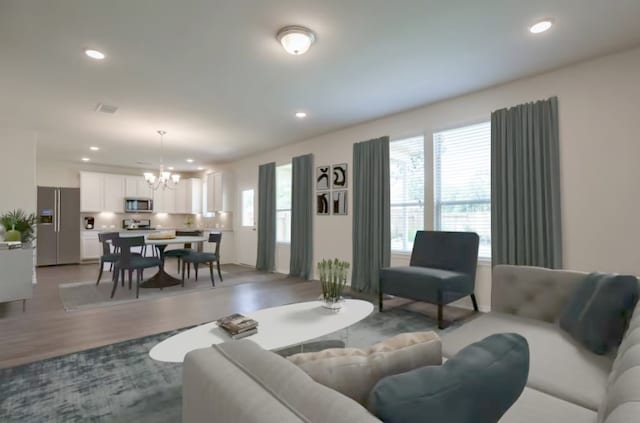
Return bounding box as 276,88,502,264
434,122,491,258
390,136,425,252
241,189,255,227
276,163,292,243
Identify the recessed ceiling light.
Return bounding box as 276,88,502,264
276,26,316,55
168,166,174,170
295,112,307,118
84,49,106,60
90,146,100,151
186,158,194,163
529,19,553,34
81,157,90,162
197,167,204,171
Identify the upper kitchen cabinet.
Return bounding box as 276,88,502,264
174,179,188,214
80,172,125,213
174,178,202,214
125,176,153,199
154,186,176,213
206,171,234,213
80,172,103,212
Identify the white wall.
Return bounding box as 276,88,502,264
231,47,640,311
0,129,37,214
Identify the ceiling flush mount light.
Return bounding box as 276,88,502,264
186,158,194,163
276,26,316,55
90,146,100,151
81,157,90,162
168,166,174,170
529,19,554,34
197,166,204,171
144,130,181,191
84,49,106,60
295,111,307,118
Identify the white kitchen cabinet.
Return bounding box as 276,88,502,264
125,176,153,199
186,178,202,214
81,232,101,260
154,187,176,213
80,172,125,212
206,171,234,213
80,172,104,212
103,174,125,212
174,180,188,214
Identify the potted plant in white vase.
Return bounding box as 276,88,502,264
318,258,350,312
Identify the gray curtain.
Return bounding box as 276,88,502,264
289,154,313,279
491,96,562,268
256,162,276,272
352,136,391,294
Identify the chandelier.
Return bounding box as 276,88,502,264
144,130,180,190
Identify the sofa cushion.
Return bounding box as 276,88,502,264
369,333,529,423
441,312,612,411
559,273,639,355
379,266,473,303
500,387,596,423
183,341,380,423
598,366,640,423
287,332,441,406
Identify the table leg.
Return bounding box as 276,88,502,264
139,244,182,289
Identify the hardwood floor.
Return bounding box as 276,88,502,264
0,262,322,369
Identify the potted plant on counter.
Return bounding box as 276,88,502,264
0,209,37,246
318,258,350,312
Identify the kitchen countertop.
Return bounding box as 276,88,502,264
82,227,234,234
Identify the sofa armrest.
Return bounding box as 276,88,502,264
491,265,587,323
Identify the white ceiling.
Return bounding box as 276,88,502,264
1,0,640,171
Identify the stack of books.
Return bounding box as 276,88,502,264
217,313,259,339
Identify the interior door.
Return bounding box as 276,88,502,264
58,188,81,264
236,187,257,266
36,187,57,266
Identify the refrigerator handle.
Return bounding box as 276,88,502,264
55,189,60,233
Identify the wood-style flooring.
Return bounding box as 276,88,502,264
0,262,321,369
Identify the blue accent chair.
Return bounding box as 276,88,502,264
379,231,480,329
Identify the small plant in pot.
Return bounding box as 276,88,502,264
318,258,350,311
0,209,38,245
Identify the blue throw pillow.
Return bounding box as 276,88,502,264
559,272,639,355
369,333,529,423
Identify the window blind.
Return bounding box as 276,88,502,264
434,122,491,258
390,136,424,252
276,163,292,243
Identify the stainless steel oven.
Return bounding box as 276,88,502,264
124,198,153,213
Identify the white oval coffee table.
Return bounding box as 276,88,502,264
149,299,374,363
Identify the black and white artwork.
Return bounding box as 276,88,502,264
316,166,330,190
332,163,347,188
332,190,348,215
317,192,330,215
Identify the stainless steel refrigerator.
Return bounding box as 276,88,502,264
37,187,81,266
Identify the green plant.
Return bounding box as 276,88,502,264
0,209,37,244
318,258,350,301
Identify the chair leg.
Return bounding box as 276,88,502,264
187,263,191,279
209,262,215,287
470,293,479,312
194,264,199,281
378,290,383,312
128,269,133,290
136,270,141,299
177,257,181,275
121,269,125,287
96,259,104,285
181,261,186,287
216,261,223,281
111,270,119,298
437,304,444,330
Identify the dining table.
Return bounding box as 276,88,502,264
136,235,208,289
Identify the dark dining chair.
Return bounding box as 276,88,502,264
181,232,223,287
164,230,203,275
112,236,162,299
96,232,120,285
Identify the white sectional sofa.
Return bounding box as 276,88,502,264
441,265,640,423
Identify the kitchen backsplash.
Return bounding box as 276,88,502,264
81,212,233,231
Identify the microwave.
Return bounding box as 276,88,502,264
125,198,153,213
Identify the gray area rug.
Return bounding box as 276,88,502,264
0,301,472,422
59,264,273,311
